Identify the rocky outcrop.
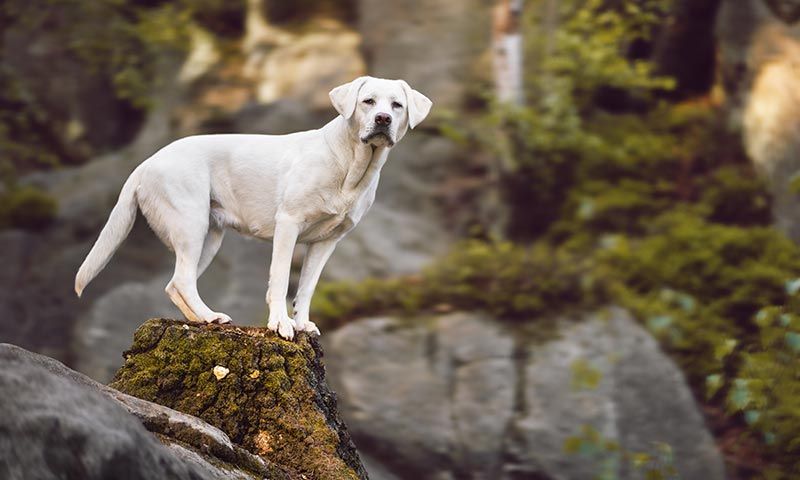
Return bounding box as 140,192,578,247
716,0,800,240
2,4,146,163
323,309,726,480
110,318,368,480
243,12,366,109
0,343,291,479
0,318,366,480
358,0,491,108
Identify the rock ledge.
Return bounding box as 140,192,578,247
110,318,367,480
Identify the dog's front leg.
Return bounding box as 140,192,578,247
266,218,300,340
293,238,338,335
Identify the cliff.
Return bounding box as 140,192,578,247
0,319,367,480
110,318,367,480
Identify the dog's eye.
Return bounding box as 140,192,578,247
362,98,375,105
392,102,403,109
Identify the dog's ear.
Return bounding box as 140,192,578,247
329,77,370,119
399,80,433,129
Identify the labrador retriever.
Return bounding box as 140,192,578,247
75,76,432,340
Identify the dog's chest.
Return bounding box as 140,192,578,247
298,186,375,242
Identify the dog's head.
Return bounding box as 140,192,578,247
329,76,432,148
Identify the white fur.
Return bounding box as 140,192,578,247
75,77,432,340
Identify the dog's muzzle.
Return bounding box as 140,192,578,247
361,126,394,147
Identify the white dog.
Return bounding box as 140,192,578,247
75,76,432,340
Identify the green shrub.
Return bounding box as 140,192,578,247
598,211,800,381
0,186,58,231
1,0,195,188
711,303,800,476
312,240,606,328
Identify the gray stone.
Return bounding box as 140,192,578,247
0,343,289,480
505,308,725,480
324,309,726,480
325,312,515,479
358,0,491,108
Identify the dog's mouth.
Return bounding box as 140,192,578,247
361,130,395,147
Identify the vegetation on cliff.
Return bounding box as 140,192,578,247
312,0,800,477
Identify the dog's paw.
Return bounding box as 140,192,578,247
268,315,295,340
206,312,232,324
277,320,295,340
297,319,321,336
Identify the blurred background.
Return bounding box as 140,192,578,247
2,0,800,478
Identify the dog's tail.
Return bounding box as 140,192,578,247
75,167,142,297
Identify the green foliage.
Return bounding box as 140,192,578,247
0,186,57,231
528,0,674,107
0,0,216,231
312,240,606,329
599,212,800,390
5,0,192,108
712,302,800,475
446,0,680,238
0,67,63,179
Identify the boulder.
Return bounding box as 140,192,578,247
110,318,368,480
0,343,290,479
323,309,726,480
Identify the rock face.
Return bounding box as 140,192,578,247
243,13,366,109
110,318,368,480
323,309,726,480
358,0,490,108
0,343,291,479
716,0,800,240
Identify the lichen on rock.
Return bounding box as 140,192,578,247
110,318,367,480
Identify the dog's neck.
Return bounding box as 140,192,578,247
323,116,390,192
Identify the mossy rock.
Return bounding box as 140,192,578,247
110,318,367,480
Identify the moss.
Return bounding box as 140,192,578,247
111,319,366,480
0,186,57,231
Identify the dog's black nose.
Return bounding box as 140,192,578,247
375,113,392,126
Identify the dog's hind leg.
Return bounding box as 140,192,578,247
165,218,232,324
166,279,199,322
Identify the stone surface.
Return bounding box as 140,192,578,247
3,6,145,162
110,318,368,480
0,343,291,480
717,0,800,241
358,0,491,108
324,309,726,480
243,16,366,109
